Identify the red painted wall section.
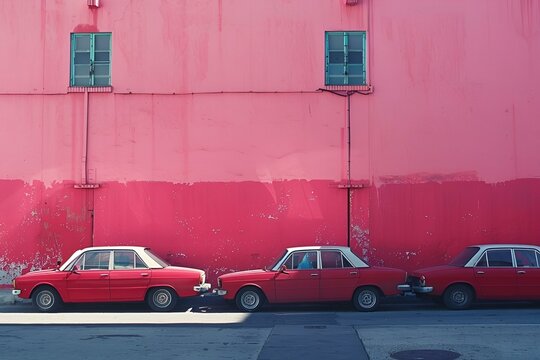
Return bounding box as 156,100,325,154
0,180,92,285
93,181,347,279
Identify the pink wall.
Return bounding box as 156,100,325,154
1,0,540,285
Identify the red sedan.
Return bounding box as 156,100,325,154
406,244,540,309
215,246,408,312
12,246,211,312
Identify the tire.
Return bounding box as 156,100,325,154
147,287,178,312
443,284,474,310
235,287,265,312
32,286,63,313
353,286,380,312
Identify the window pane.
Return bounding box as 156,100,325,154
135,255,148,269
328,64,344,76
343,256,353,268
347,76,364,85
326,76,345,85
348,51,363,64
475,253,488,267
114,251,135,269
74,52,90,64
73,76,92,86
348,33,363,50
74,65,90,76
347,64,364,76
94,34,111,51
322,251,343,269
94,51,110,62
94,76,110,86
515,250,539,267
75,35,91,51
329,51,345,64
327,34,344,51
94,64,109,76
297,251,317,269
487,250,513,267
83,251,110,270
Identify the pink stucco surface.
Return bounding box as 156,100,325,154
1,0,540,285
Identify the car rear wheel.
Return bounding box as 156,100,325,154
353,286,380,312
443,284,474,310
32,286,62,313
147,287,178,312
235,287,264,312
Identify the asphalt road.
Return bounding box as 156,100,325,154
1,296,539,360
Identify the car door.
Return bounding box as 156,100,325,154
319,250,358,301
514,248,540,299
109,250,152,301
274,251,320,303
473,249,518,300
66,250,111,302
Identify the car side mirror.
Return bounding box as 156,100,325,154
279,265,288,273
56,260,62,269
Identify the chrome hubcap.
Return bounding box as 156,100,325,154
452,291,466,304
241,291,259,309
153,290,172,308
38,291,53,309
359,291,376,308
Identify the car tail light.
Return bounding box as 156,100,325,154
12,279,16,288
200,272,206,284
420,275,426,286
217,278,222,288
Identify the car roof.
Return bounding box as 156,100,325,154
286,245,352,252
78,246,149,251
468,244,540,250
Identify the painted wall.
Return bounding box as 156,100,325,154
1,0,539,285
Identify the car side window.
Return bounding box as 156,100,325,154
486,249,513,267
284,251,317,270
321,251,353,269
514,249,539,268
114,251,135,270
81,251,111,270
476,253,488,267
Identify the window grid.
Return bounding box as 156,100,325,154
325,31,366,86
70,33,111,87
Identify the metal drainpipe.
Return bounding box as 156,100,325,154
346,92,352,247
82,89,89,185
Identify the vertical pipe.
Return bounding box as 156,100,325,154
81,90,89,184
347,93,351,247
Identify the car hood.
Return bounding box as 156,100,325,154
17,268,60,279
411,265,460,276
219,269,273,280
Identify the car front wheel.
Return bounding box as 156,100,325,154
235,287,264,312
443,284,474,310
353,286,380,312
32,286,62,312
147,287,178,312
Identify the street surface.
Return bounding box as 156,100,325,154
1,296,539,360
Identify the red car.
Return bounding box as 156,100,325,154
12,246,211,312
406,244,540,309
215,246,408,312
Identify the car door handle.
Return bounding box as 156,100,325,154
100,274,109,277
140,273,149,277
350,271,358,275
476,271,485,275
517,270,526,275
310,273,319,277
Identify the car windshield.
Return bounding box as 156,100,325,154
144,249,170,267
450,246,480,266
268,250,288,270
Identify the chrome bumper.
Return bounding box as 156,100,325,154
412,286,433,294
213,289,227,296
397,284,411,292
12,289,21,296
193,283,211,293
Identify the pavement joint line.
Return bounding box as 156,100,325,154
355,323,540,327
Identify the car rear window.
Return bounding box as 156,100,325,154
450,247,480,266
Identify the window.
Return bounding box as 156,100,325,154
514,249,539,268
284,251,318,270
321,251,353,269
486,250,513,267
325,31,366,85
70,33,111,86
75,251,111,270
